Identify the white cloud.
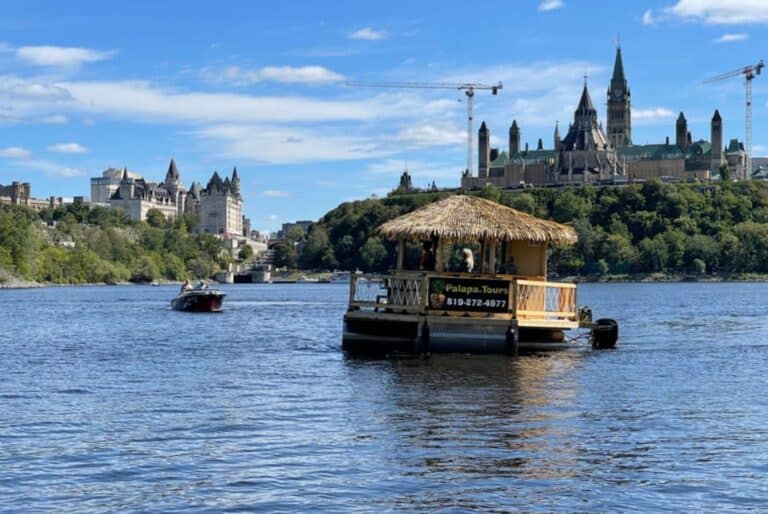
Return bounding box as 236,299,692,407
22,159,85,177
260,66,344,84
349,27,388,40
539,0,564,11
262,190,290,197
16,46,115,67
0,146,31,159
642,9,656,25
192,124,391,164
714,33,748,43
0,80,72,100
396,123,465,148
47,142,88,154
58,80,395,124
1,153,84,177
202,65,345,85
632,107,675,120
665,0,768,24
40,114,69,124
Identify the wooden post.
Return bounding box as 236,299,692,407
396,239,405,270
509,278,516,316
479,240,486,273
488,240,497,274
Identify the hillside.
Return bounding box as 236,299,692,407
0,203,229,285
296,180,768,277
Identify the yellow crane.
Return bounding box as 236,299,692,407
346,81,502,176
704,60,764,179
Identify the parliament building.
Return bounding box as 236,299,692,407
462,47,748,190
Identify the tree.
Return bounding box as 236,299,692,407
238,244,254,261
271,241,297,269
638,236,669,272
130,255,160,283
286,225,306,243
146,209,166,228
360,236,388,271
720,164,730,181
300,225,332,269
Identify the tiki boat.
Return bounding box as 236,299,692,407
342,195,617,355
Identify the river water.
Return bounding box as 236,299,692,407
1,282,767,512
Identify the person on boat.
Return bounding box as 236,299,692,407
459,248,474,273
504,256,518,275
180,279,191,293
419,241,435,271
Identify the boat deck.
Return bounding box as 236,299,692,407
343,271,582,354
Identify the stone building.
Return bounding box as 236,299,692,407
198,167,243,236
0,181,30,205
462,46,735,189
90,167,142,204
0,181,67,210
106,160,245,236
109,159,186,221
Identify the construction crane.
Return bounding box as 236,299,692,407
346,81,502,176
704,59,764,179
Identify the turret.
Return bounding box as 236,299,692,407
509,120,520,155
537,138,543,151
478,121,490,178
165,158,180,187
711,109,723,172
554,121,561,150
676,112,688,152
231,166,241,197
118,167,135,199
575,83,598,129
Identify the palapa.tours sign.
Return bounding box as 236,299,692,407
427,277,510,313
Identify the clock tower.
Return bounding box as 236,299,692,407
607,45,632,147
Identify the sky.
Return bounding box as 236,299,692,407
0,0,767,233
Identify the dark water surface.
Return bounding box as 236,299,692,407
2,282,768,512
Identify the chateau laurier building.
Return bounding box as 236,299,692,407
92,159,246,237
462,47,748,189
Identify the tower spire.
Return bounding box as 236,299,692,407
607,44,631,147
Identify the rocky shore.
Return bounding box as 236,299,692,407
0,268,40,289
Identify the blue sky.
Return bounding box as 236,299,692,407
0,0,766,232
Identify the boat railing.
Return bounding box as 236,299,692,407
515,279,577,322
348,272,577,322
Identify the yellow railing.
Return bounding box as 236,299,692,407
348,272,577,323
515,279,577,322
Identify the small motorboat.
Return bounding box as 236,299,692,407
171,286,226,312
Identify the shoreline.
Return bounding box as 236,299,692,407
4,272,768,290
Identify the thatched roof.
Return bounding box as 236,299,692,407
376,195,577,245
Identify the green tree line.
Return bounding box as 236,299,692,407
292,180,768,276
0,203,230,284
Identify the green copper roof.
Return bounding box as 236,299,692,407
491,149,558,167
617,144,684,161
686,140,711,158
727,139,743,153
611,46,626,87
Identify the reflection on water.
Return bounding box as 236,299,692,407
1,283,768,511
